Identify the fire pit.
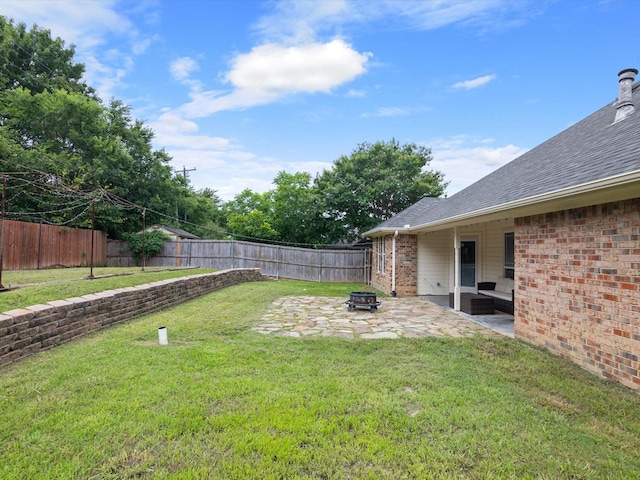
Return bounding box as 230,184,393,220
346,291,381,312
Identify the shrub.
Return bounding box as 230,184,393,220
125,230,171,265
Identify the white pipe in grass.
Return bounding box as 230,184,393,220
158,326,168,345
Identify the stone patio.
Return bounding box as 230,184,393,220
252,296,508,339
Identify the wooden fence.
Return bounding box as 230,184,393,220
108,239,371,283
2,220,107,270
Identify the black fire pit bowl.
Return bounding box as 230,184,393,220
346,291,381,313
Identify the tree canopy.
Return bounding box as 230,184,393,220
0,16,447,247
222,140,447,245
0,17,91,96
0,17,223,239
314,139,446,241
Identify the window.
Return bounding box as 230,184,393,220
376,236,386,273
504,232,514,279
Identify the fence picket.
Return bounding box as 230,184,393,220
1,220,107,270
107,239,371,284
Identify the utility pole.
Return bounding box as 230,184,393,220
174,166,196,222
175,166,196,178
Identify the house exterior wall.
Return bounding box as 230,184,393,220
374,220,515,296
371,235,391,293
417,230,450,295
371,234,418,295
482,220,515,281
515,198,640,390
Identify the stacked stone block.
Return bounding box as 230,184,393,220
0,269,265,367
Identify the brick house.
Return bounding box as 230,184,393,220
364,69,640,390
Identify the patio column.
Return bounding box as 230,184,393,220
453,226,461,311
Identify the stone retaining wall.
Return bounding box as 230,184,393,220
0,269,265,367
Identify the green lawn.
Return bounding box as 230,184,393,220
0,267,216,313
1,279,639,479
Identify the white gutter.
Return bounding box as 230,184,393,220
406,170,640,233
391,230,398,297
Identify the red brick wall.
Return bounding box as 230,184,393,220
515,199,640,390
371,235,392,293
371,234,418,296
395,235,418,295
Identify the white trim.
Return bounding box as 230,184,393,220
459,235,480,293
453,227,460,311
363,172,640,237
409,172,640,232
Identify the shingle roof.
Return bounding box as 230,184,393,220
153,224,200,239
373,197,445,229
367,78,640,235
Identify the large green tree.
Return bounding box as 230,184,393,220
314,139,447,241
0,16,226,240
270,171,323,246
222,189,278,242
222,140,447,246
223,173,325,246
0,17,92,96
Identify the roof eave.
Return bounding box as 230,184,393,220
408,170,640,232
363,226,411,238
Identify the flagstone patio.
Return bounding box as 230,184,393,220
253,296,511,339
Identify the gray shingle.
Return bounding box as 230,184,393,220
369,80,640,234
374,197,445,229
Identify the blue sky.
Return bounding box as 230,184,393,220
3,0,640,200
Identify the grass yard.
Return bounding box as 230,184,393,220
0,267,216,313
1,279,640,479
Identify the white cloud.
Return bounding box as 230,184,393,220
167,148,287,200
361,105,431,118
151,112,199,134
428,136,528,195
362,106,411,118
252,0,352,43
170,57,200,82
252,0,524,43
227,40,369,93
452,74,497,90
346,89,366,98
169,57,203,93
180,39,371,117
378,0,511,30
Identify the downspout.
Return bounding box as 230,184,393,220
391,230,398,297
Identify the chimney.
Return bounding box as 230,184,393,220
614,68,638,122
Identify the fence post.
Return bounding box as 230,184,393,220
37,219,43,270
0,175,5,289
276,245,280,280
141,208,146,271
363,248,367,285
318,250,322,282
88,198,95,279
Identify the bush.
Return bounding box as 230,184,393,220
125,230,170,265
